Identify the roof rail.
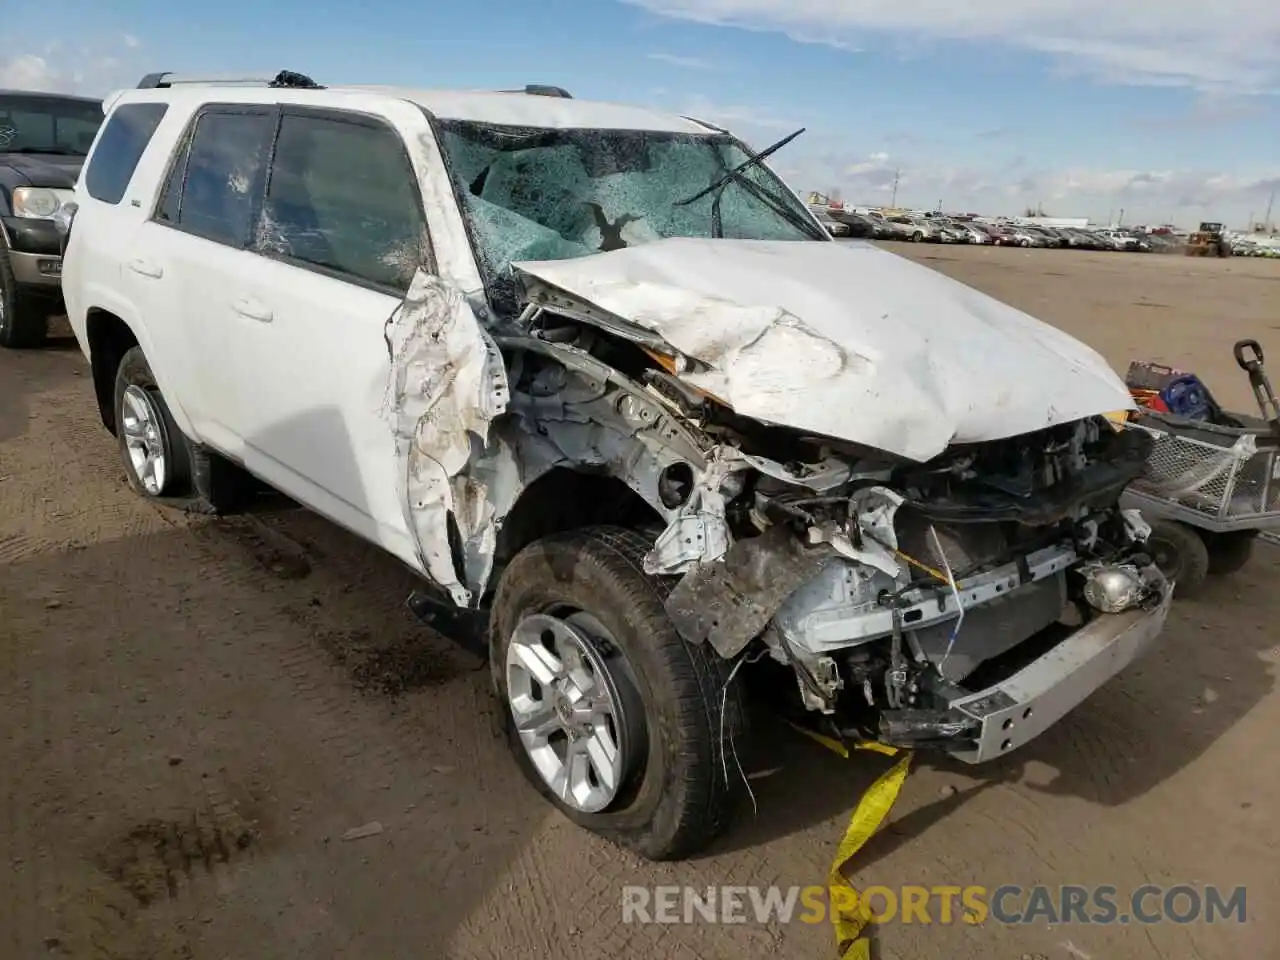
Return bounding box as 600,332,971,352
497,84,573,98
136,70,323,90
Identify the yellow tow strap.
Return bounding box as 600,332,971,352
788,722,915,959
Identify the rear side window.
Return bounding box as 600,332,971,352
256,112,427,291
157,109,275,247
83,103,168,204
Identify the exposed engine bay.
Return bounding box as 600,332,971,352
473,296,1169,759
389,242,1172,764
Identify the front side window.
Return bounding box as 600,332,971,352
255,113,428,291
165,109,274,246
81,102,163,205
434,120,825,313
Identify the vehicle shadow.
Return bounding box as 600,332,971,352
709,555,1278,854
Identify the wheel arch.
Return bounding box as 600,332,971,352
492,467,664,588
84,308,196,439
85,308,139,434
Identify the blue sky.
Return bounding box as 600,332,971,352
5,0,1277,226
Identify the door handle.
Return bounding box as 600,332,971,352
232,298,273,322
127,258,163,279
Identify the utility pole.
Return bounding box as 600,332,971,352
1264,186,1276,233
890,168,900,209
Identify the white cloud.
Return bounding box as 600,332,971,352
624,0,1280,92
647,52,715,69
0,34,144,96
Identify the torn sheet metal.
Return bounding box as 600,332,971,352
665,523,833,658
383,269,511,607
513,237,1135,462
643,445,742,576
814,486,906,580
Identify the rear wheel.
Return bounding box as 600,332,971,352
1203,530,1257,576
1147,520,1209,597
490,526,748,861
113,346,192,499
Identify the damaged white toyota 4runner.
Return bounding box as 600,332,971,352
61,72,1171,861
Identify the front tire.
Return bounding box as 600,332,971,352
113,346,192,499
1147,520,1209,597
0,242,49,349
490,526,748,861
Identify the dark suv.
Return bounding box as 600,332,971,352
0,89,103,347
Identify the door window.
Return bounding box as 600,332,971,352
255,112,428,291
158,109,275,247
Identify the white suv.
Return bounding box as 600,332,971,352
61,70,1172,860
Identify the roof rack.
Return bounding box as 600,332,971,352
497,84,573,98
136,70,323,90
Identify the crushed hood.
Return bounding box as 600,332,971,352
512,238,1133,462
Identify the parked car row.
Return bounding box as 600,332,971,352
1231,238,1280,258
811,206,1202,254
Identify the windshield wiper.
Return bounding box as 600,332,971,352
675,127,805,208
673,127,826,240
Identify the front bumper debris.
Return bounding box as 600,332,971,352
935,573,1172,763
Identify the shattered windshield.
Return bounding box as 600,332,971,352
433,119,824,314
0,94,102,156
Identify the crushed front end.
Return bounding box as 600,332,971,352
657,415,1172,762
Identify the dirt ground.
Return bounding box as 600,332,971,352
2,245,1278,960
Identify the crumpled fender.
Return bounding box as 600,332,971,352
383,269,511,607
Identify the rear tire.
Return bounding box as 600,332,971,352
0,242,49,349
113,346,192,499
489,526,748,861
1147,520,1209,598
1203,530,1256,576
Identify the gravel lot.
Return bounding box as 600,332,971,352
2,244,1277,960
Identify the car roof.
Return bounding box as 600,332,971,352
0,88,102,104
108,83,717,134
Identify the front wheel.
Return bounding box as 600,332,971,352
1147,520,1209,597
912,232,923,242
113,346,192,499
0,242,49,349
1019,238,1031,247
490,526,748,861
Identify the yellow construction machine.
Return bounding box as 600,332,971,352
1186,222,1232,257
